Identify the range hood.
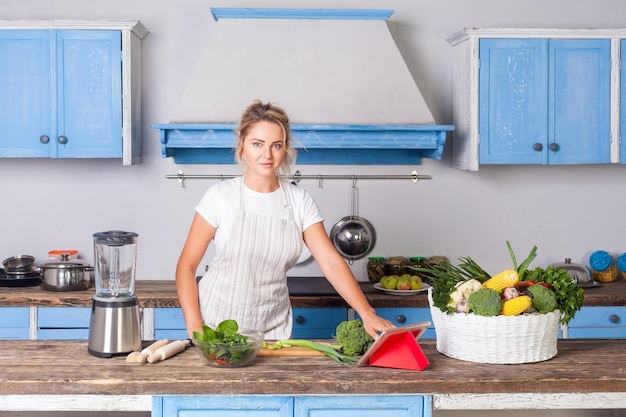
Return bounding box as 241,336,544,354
152,8,453,165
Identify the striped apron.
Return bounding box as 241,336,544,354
198,180,302,339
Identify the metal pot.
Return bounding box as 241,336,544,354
3,255,36,275
329,182,376,264
39,255,94,292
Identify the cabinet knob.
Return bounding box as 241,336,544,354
396,315,406,324
40,135,49,144
533,143,543,151
295,315,305,325
610,314,620,324
58,135,68,145
549,143,560,152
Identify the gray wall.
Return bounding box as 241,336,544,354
2,0,626,282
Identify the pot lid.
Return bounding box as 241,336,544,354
550,257,591,285
41,258,91,269
93,230,138,245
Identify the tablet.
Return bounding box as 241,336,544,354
356,321,431,367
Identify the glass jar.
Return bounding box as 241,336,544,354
589,250,618,283
385,256,408,276
407,256,429,279
366,257,387,283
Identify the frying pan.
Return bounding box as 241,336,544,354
329,181,376,264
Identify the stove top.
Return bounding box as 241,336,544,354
0,268,42,287
287,276,338,296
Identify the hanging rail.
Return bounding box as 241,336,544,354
166,169,431,188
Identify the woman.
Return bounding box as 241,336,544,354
176,100,393,340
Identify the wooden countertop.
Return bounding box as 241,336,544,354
0,278,624,308
0,278,626,308
0,338,624,396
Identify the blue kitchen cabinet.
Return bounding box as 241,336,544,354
0,29,121,159
0,307,30,340
153,307,348,340
154,308,188,340
153,395,431,417
0,22,146,165
294,395,431,417
291,307,347,339
37,306,91,340
566,306,626,338
153,395,294,417
479,38,611,165
357,307,436,339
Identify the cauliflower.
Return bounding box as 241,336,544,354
526,284,558,314
447,279,483,308
335,319,374,356
467,287,503,316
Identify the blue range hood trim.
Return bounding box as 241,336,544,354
152,123,454,165
210,8,395,21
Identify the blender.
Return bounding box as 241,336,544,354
88,230,142,357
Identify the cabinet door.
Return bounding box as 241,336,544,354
37,306,91,340
55,30,122,158
548,39,611,164
479,38,548,164
154,308,188,340
566,306,626,338
294,395,431,417
292,307,348,339
153,395,293,417
0,307,30,340
0,30,51,157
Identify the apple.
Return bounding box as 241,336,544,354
380,275,398,290
410,276,422,290
396,278,411,291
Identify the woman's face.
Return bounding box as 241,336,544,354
241,120,286,178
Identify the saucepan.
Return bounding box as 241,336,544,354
329,181,376,264
39,254,94,292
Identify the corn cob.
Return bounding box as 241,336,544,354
502,295,532,316
482,269,519,291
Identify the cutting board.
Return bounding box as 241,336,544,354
259,347,325,357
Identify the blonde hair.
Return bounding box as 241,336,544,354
234,100,297,177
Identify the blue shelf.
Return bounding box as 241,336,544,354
152,123,454,165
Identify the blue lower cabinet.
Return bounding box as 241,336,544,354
295,395,431,417
358,308,436,339
154,308,188,340
291,308,348,339
153,395,431,417
37,307,91,340
153,395,293,417
567,306,626,338
0,307,30,340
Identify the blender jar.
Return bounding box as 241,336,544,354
93,230,138,297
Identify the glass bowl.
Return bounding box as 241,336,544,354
193,331,264,368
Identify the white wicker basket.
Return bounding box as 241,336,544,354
428,288,561,364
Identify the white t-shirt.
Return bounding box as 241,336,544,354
195,177,324,254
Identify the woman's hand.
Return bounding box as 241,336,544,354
360,312,395,339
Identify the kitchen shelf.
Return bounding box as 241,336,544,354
152,123,454,165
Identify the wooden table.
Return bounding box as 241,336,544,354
0,338,625,411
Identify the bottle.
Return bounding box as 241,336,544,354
385,256,408,277
407,256,429,280
589,250,618,283
366,257,386,283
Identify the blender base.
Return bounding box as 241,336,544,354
88,295,142,358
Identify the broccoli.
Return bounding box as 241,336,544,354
335,319,374,356
526,284,558,314
467,287,503,316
